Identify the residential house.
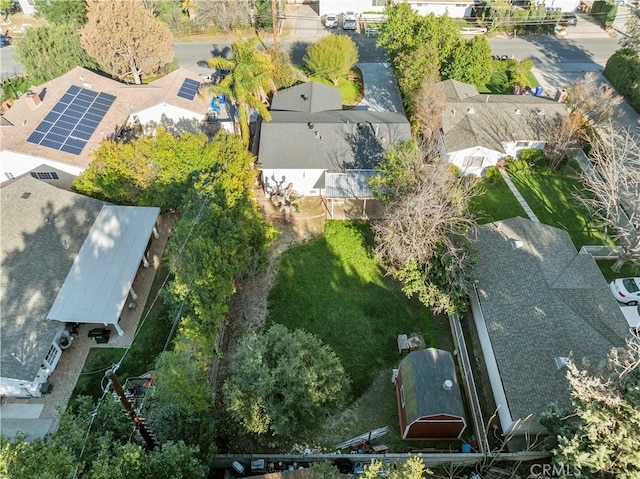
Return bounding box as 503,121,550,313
395,348,467,440
0,176,160,399
471,217,630,446
437,79,569,176
257,81,410,216
1,66,230,188
319,0,474,19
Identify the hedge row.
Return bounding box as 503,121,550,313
603,49,640,113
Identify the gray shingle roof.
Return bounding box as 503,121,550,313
270,81,342,113
399,348,465,422
474,218,630,420
438,79,569,154
259,109,410,172
1,177,105,382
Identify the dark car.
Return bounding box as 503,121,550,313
558,12,578,27
0,34,10,47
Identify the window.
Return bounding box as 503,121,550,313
43,344,61,369
515,141,530,148
5,172,15,180
30,172,59,180
463,156,484,169
400,385,405,407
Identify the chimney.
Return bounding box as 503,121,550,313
25,89,42,110
443,380,453,391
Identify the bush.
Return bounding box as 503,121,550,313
505,159,530,173
604,49,640,113
483,166,502,183
591,0,617,28
519,148,547,167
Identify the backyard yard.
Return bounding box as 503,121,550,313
266,221,435,445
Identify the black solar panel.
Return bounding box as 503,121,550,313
26,86,116,156
177,78,200,101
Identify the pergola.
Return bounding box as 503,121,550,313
47,205,160,336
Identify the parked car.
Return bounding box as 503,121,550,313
620,305,640,337
0,34,10,48
558,12,578,27
324,13,338,28
610,277,640,305
342,11,358,30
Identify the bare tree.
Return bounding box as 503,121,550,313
372,141,478,314
267,175,301,223
196,0,251,30
577,127,640,272
567,72,623,127
80,0,174,85
411,76,446,140
544,111,584,170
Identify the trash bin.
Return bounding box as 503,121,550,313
534,86,544,97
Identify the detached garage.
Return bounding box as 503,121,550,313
395,348,467,440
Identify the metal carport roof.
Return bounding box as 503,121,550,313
46,205,160,325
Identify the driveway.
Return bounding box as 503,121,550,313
353,62,404,113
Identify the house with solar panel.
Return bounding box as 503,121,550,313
256,81,410,218
1,66,231,188
1,176,160,400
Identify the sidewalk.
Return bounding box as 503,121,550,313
499,169,540,223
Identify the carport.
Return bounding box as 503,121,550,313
46,205,160,336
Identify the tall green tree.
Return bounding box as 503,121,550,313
621,8,640,54
74,128,226,210
223,324,350,437
0,395,206,478
207,38,276,145
15,23,99,83
541,342,640,478
304,34,359,86
441,35,492,86
34,0,87,25
80,0,174,84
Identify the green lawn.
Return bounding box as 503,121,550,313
481,67,539,94
309,67,364,106
507,169,611,249
71,268,174,402
470,174,527,224
267,221,433,400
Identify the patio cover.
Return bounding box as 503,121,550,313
46,205,160,325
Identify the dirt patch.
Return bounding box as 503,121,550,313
217,192,327,388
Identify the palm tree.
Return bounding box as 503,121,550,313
207,38,276,146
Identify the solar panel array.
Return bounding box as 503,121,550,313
177,78,200,101
26,85,116,156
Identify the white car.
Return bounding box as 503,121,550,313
342,11,358,30
325,13,338,28
620,305,640,337
610,277,640,305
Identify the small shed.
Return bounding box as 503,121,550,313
395,348,467,440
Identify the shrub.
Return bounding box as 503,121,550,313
483,166,502,183
604,49,640,113
519,148,547,167
505,159,530,173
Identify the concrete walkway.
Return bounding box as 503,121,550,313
499,169,540,222
354,62,404,113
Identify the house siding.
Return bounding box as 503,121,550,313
447,146,503,176
261,168,327,197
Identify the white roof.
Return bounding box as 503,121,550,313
46,205,160,325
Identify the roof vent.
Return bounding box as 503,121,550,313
515,109,521,115
467,107,475,114
21,191,31,199
510,239,523,250
537,108,545,116
301,94,308,101
25,89,42,110
443,379,453,391
554,357,569,370
307,122,314,129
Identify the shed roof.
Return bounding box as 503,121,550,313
399,348,465,423
1,177,105,382
47,205,160,325
474,218,630,421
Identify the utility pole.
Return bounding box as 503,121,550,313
271,0,278,49
105,367,158,451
